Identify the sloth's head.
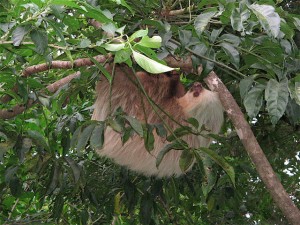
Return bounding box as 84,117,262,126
178,82,224,133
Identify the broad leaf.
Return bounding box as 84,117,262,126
30,29,48,54
12,25,31,46
179,149,194,173
286,98,300,126
129,29,148,42
132,50,177,74
90,122,105,149
156,143,177,168
27,130,50,151
137,36,162,48
200,147,235,186
144,124,154,151
250,4,280,38
240,77,254,99
103,43,125,51
265,79,289,124
244,84,266,118
194,11,217,35
76,124,95,152
124,116,143,136
220,42,240,69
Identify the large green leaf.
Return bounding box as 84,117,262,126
220,42,240,69
199,147,235,187
244,84,266,118
179,149,194,173
194,11,217,35
132,50,177,74
265,78,289,125
124,116,143,137
30,29,48,55
90,122,105,149
250,4,280,38
12,25,31,46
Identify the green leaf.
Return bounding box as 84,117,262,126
167,126,192,142
286,98,300,126
79,2,112,23
230,8,250,32
51,0,80,8
107,118,124,133
12,25,31,46
114,48,132,63
249,4,280,38
64,156,81,182
124,116,143,137
240,77,254,99
52,194,64,222
139,193,153,225
79,38,91,48
103,43,125,51
288,75,300,105
179,149,194,173
30,29,48,55
9,177,22,197
179,30,192,47
76,124,95,152
199,147,235,186
129,29,148,42
132,50,177,74
244,84,266,118
90,122,105,149
154,124,167,138
194,11,217,35
265,79,289,125
27,130,50,151
156,143,178,168
199,153,216,198
144,124,154,152
111,0,134,15
220,42,240,69
186,118,199,129
137,36,162,48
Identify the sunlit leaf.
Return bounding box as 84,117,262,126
132,50,177,74
194,11,217,35
137,36,162,48
103,43,125,51
129,29,148,41
250,4,280,37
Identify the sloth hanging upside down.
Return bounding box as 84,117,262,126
92,65,224,177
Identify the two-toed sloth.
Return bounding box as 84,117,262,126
92,65,223,177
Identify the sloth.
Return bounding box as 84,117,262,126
92,65,224,177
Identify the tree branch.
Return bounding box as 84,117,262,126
204,71,300,225
0,72,81,119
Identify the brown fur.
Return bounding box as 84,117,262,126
92,65,224,177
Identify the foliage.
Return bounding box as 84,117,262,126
0,0,299,224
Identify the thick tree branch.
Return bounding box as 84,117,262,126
204,71,300,225
22,54,112,77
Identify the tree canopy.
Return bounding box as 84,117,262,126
0,0,299,224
